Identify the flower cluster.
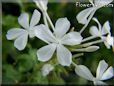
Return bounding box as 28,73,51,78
6,0,114,85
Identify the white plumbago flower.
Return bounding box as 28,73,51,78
41,64,54,76
104,34,114,49
35,18,83,66
76,0,113,24
75,60,114,85
34,0,48,11
6,9,41,50
89,18,113,49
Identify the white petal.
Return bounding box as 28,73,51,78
93,18,102,32
37,43,56,62
6,28,26,40
96,60,108,80
101,66,114,80
41,64,54,76
61,32,83,45
95,0,113,8
57,44,72,66
35,24,56,43
106,35,114,46
54,18,70,38
102,21,111,35
14,31,28,50
103,37,111,49
104,41,111,49
93,81,107,85
75,65,94,81
89,26,100,36
30,9,41,27
18,13,29,29
76,8,94,24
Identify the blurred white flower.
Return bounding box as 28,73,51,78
6,9,41,50
34,0,48,11
35,18,83,66
76,0,113,24
89,18,113,49
41,64,54,76
75,60,114,85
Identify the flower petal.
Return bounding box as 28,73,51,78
104,41,111,49
35,24,56,43
61,32,83,45
96,60,108,80
93,81,107,85
93,18,102,32
14,31,28,50
37,43,56,62
76,8,94,24
18,13,29,29
89,26,99,36
104,35,114,49
102,21,111,35
102,36,112,49
57,44,72,66
75,65,94,81
101,66,114,80
30,9,41,27
54,18,70,38
6,28,27,40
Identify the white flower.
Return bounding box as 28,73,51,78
76,0,113,24
75,60,114,85
35,18,83,66
6,9,41,50
34,0,48,11
89,18,113,49
104,34,114,49
41,64,54,76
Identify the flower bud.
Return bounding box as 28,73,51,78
85,46,99,52
41,64,54,76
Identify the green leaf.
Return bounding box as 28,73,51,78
16,54,34,72
28,71,48,84
2,64,22,84
48,72,65,85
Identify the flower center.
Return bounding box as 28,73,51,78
27,28,35,38
55,38,62,44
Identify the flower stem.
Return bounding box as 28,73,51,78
72,61,78,67
45,11,55,31
82,39,103,47
72,53,84,58
43,13,48,27
82,36,97,43
72,49,86,52
79,10,96,34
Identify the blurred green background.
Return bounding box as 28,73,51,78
2,0,114,85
